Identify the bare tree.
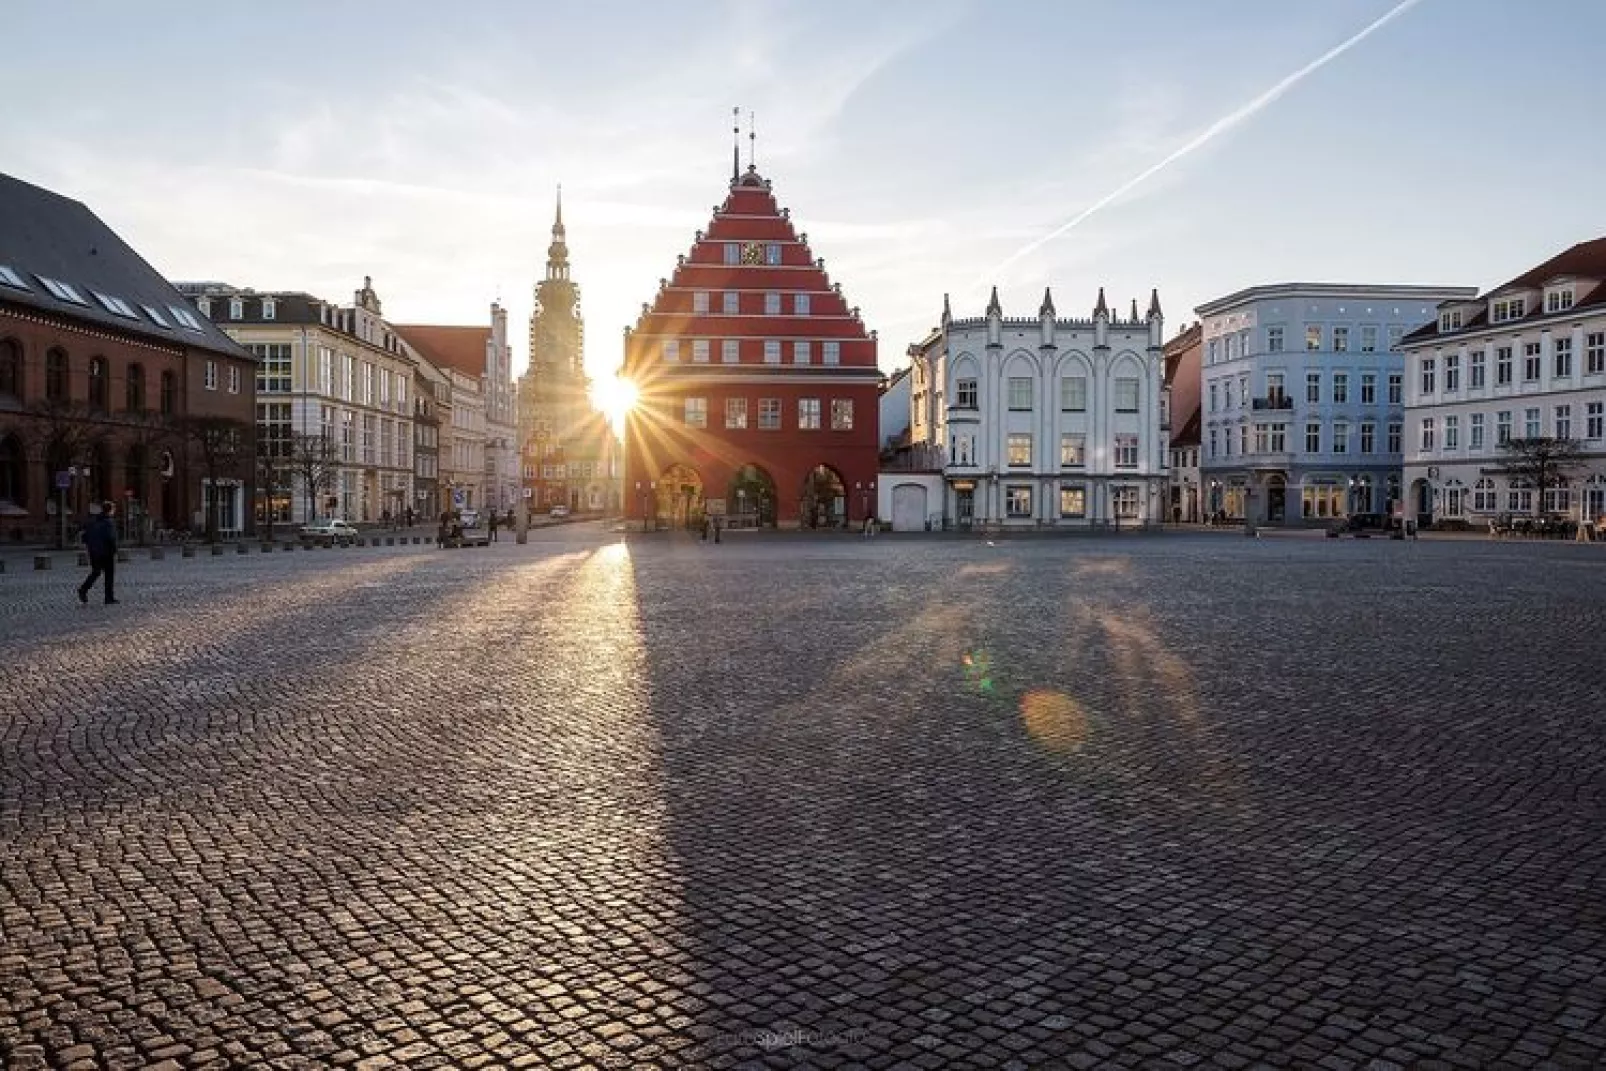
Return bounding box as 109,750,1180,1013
122,409,178,543
26,400,103,547
1499,437,1586,517
288,432,339,523
181,415,250,542
255,453,292,541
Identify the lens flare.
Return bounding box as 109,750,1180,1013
1020,689,1089,754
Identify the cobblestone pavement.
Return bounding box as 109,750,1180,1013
2,529,1604,1069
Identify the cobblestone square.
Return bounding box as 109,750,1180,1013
2,529,1604,1068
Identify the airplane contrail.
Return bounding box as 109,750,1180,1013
982,0,1427,288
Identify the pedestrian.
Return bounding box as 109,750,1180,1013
488,511,499,542
78,501,119,605
437,509,451,548
405,506,415,528
700,515,709,542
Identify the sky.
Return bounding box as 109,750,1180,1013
4,0,1604,382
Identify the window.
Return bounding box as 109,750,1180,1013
823,341,840,366
1223,379,1234,409
1333,326,1350,353
1269,423,1287,452
759,398,781,430
1306,372,1321,404
1008,377,1033,410
1546,288,1575,313
693,291,709,314
1333,373,1349,404
1112,486,1139,519
1360,373,1376,405
829,399,855,431
1554,337,1573,378
1556,404,1571,440
794,293,810,315
1387,373,1403,405
121,362,145,411
1253,423,1269,454
693,339,709,363
723,243,740,265
725,397,747,429
722,339,739,364
1060,434,1086,467
957,378,978,408
1208,383,1219,413
1523,343,1541,382
721,292,739,315
1496,346,1513,385
1208,429,1219,459
1239,424,1249,455
1061,376,1087,411
91,290,139,319
0,265,28,290
204,360,218,390
38,276,88,305
766,243,782,266
1444,355,1460,392
1007,433,1032,466
1333,421,1349,454
1470,413,1485,451
763,340,780,364
1587,333,1605,375
229,298,243,320
1059,486,1086,518
798,398,821,429
1361,326,1378,353
1507,483,1534,513
227,365,240,393
765,292,780,315
1470,351,1486,388
1387,421,1401,454
1419,359,1436,395
1524,407,1541,439
1114,377,1139,412
1491,297,1526,323
160,370,176,415
664,339,680,363
1496,410,1512,445
1444,481,1467,517
319,347,333,394
1545,485,1571,514
1388,326,1405,351
1444,415,1459,450
683,398,707,427
1114,434,1138,468
1305,422,1321,453
1306,325,1322,351
1473,478,1498,513
1586,401,1605,440
1267,326,1284,353
1439,310,1462,332
1357,422,1373,453
1006,486,1033,518
793,341,810,365
262,297,277,320
1207,339,1219,364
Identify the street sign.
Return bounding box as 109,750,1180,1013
55,470,71,490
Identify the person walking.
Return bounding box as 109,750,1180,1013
78,501,119,605
488,511,499,543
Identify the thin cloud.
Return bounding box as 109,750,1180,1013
980,0,1428,288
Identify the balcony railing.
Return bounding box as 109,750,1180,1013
1251,395,1294,411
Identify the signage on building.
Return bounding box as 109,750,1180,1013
55,471,71,490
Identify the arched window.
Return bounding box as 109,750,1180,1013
0,435,25,508
126,363,146,412
46,348,68,402
88,356,109,411
160,370,177,415
1442,479,1467,518
1472,477,1497,513
124,445,147,505
90,440,110,503
0,338,21,399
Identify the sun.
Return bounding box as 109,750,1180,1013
592,374,639,436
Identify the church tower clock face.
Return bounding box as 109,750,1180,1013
741,241,764,264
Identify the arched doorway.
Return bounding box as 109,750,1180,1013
802,464,847,529
1409,477,1433,528
0,434,26,511
657,463,703,530
727,464,776,528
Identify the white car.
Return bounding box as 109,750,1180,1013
549,505,570,518
300,519,359,546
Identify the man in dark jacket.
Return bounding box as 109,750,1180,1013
78,502,119,605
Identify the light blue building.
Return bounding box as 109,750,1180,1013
1195,283,1476,525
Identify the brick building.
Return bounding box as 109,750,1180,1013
0,172,256,544
621,163,880,529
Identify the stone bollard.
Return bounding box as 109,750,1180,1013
150,547,165,561
181,544,196,558
78,551,89,566
34,555,52,570
386,536,395,546
211,544,225,556
354,537,366,547
260,543,273,553
237,543,250,555
117,549,131,563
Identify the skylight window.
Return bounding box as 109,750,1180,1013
36,275,89,306
0,265,29,290
91,290,140,319
169,305,205,332
140,304,171,328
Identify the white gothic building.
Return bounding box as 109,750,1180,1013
906,287,1169,528
1401,236,1606,526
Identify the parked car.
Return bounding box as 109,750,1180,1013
549,505,570,519
300,519,359,546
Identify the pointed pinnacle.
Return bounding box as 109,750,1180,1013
1040,287,1055,316
1148,288,1163,318
1094,287,1109,316
986,286,1002,316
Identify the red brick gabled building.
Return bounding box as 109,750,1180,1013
622,164,880,529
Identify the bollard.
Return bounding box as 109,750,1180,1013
261,543,273,553
386,536,395,546
150,547,165,561
78,551,89,566
34,555,52,570
181,545,196,558
354,537,366,547
237,543,250,555
211,544,225,556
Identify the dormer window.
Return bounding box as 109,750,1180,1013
1439,310,1463,332
1491,297,1526,324
263,297,277,320
229,298,244,320
1545,288,1575,313
0,265,29,290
